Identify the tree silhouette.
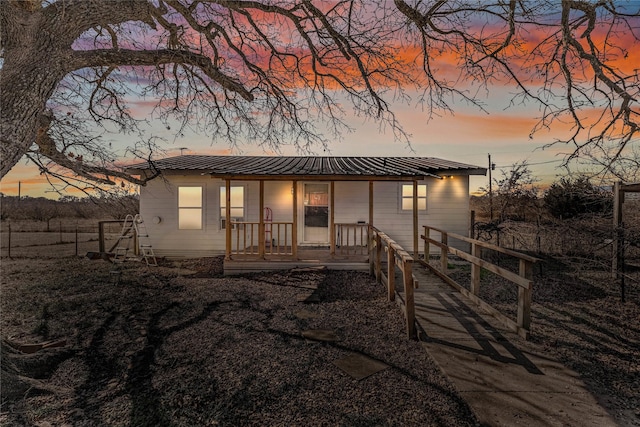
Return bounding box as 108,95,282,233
1,1,638,190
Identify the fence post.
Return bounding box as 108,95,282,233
98,221,105,253
470,242,480,296
375,233,382,283
517,259,533,336
59,220,63,243
75,224,79,257
536,216,541,254
423,226,429,263
387,245,395,301
618,223,626,303
469,209,476,243
440,231,448,272
403,257,416,339
369,227,375,276
7,222,11,258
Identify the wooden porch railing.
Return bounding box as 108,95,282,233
230,221,293,257
333,223,369,256
421,225,538,339
369,226,418,339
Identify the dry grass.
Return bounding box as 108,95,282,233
0,257,477,426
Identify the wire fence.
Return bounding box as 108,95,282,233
0,219,124,259
471,218,640,301
474,219,640,262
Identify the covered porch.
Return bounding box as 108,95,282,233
221,176,420,274
223,219,372,274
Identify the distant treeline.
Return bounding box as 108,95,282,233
0,194,139,221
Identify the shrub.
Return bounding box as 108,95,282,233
543,176,613,219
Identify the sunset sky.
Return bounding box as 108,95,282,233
0,93,576,198
1,1,638,199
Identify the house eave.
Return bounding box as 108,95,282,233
129,170,486,181
207,173,445,181
126,155,487,180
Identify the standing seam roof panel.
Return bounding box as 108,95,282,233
128,155,486,176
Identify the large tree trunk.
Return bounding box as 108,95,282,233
0,3,68,178
0,0,156,179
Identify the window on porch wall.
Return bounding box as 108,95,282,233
178,186,203,229
401,184,427,211
220,186,244,228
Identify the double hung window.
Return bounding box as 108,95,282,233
401,184,427,211
178,187,203,229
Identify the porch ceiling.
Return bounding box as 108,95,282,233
129,155,486,180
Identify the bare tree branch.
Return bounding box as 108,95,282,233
1,0,638,192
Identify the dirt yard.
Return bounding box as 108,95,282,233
1,256,478,426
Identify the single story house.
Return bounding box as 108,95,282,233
129,155,486,273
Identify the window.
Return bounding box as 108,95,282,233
401,184,427,211
178,186,203,229
220,186,244,228
304,183,329,228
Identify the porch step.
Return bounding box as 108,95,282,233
223,259,369,275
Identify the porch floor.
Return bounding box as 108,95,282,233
223,246,369,275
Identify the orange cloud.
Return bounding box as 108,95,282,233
0,162,53,197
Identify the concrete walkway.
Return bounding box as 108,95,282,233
404,266,617,427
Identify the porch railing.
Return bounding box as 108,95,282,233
333,223,369,256
421,225,538,339
230,221,293,257
229,221,370,258
369,226,418,339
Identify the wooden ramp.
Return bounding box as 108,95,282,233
399,265,617,427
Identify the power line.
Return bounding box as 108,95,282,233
494,159,564,168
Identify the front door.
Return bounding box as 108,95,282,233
303,183,329,244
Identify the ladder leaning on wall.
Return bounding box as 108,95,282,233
134,214,158,266
111,214,157,276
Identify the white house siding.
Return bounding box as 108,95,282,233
140,176,258,257
421,176,471,252
370,177,470,252
333,181,370,224
140,175,470,257
263,181,294,246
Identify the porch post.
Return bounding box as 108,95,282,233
292,180,298,259
413,180,419,259
369,181,374,226
330,181,335,256
225,178,231,260
259,180,265,258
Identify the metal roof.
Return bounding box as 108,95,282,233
129,155,486,179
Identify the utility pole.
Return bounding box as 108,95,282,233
18,181,21,201
488,154,494,221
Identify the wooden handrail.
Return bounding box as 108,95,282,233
423,225,539,263
421,224,537,339
369,226,417,339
